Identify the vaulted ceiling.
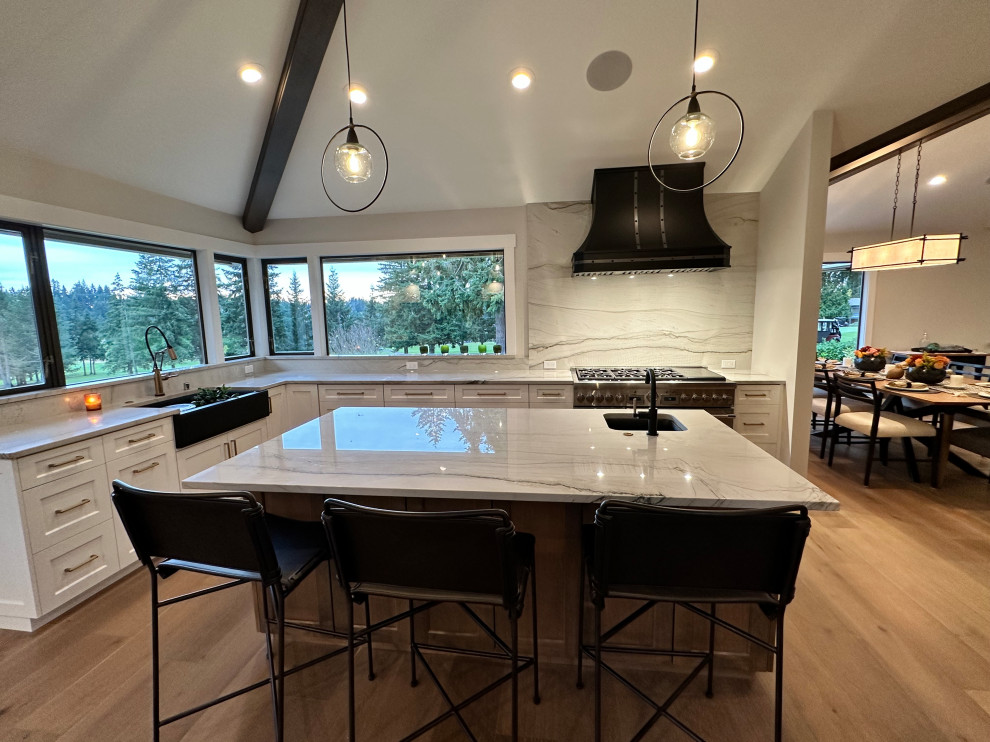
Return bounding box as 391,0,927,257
1,0,988,228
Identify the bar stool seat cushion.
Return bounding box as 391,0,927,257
811,396,870,416
835,411,937,438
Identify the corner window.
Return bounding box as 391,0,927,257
43,231,206,384
215,255,254,359
0,225,51,394
321,251,506,356
263,259,314,354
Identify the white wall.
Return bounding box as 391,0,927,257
752,111,835,473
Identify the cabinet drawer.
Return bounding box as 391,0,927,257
107,442,179,494
34,519,120,614
384,385,455,407
528,385,574,407
17,438,105,489
319,384,385,414
733,409,780,442
735,385,781,407
455,384,529,407
102,419,173,460
23,467,112,554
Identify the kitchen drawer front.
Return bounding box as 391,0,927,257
229,420,269,456
734,384,781,407
17,438,106,489
455,384,529,407
176,436,229,487
35,519,120,614
23,468,113,554
384,385,455,407
528,385,574,408
102,419,173,461
733,409,780,443
107,442,180,493
318,384,385,413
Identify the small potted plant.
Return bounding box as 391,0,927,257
440,344,449,355
460,344,469,354
419,345,429,354
478,343,487,354
900,352,951,384
493,344,502,355
852,345,887,372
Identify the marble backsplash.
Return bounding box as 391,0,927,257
526,193,759,369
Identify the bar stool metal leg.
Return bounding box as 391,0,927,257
408,600,418,687
275,587,286,742
511,612,519,742
705,603,716,699
346,598,356,742
530,562,541,704
364,599,375,681
150,575,161,742
594,603,602,742
775,613,785,742
576,557,586,689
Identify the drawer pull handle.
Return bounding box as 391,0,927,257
47,455,86,469
55,498,92,515
335,391,366,396
744,393,768,398
743,422,766,426
132,461,161,474
127,432,157,444
541,392,563,397
64,554,99,573
404,392,434,396
476,391,508,396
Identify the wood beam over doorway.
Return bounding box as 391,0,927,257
242,0,343,233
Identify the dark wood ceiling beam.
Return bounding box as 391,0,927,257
829,82,990,184
242,0,343,233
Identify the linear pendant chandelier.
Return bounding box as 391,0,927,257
849,143,966,271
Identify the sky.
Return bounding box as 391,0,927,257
1,234,159,290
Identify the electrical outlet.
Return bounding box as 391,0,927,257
183,383,190,390
244,364,254,375
406,361,418,370
720,360,737,369
543,360,557,369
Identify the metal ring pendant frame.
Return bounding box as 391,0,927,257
320,0,388,213
321,124,389,212
647,90,744,193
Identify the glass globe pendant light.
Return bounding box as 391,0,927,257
321,0,388,212
648,0,743,192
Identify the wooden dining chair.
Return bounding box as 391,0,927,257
810,367,871,459
827,376,938,485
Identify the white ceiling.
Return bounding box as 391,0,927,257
1,0,988,224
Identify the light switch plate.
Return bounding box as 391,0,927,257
720,360,736,369
406,361,418,370
543,360,557,369
244,364,254,375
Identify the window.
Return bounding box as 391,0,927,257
321,251,506,355
263,259,314,354
0,224,53,394
44,231,205,384
215,255,254,359
816,263,864,359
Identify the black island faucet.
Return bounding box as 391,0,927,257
644,368,658,436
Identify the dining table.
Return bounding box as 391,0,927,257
876,378,990,487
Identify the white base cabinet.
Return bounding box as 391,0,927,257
733,384,785,460
176,419,269,491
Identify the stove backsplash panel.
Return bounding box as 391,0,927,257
527,193,758,370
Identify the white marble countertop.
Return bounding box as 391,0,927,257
224,369,576,389
185,407,836,510
0,407,176,458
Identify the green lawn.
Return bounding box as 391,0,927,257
840,325,860,344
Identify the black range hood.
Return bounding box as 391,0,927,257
571,163,730,276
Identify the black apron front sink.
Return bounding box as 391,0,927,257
142,389,270,448
602,412,685,432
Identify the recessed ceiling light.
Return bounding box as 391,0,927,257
927,174,947,186
693,50,718,74
511,67,534,90
238,64,264,84
348,85,368,105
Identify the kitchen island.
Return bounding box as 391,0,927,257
186,407,837,663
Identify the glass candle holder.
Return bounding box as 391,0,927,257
84,393,102,411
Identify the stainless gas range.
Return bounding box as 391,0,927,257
571,366,736,426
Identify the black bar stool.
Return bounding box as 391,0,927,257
576,500,811,742
322,498,540,741
111,480,370,742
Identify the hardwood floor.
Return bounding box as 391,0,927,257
1,442,988,741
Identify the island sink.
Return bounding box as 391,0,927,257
141,388,269,448
603,412,685,432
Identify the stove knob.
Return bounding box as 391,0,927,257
614,393,625,405
701,393,710,402
604,392,614,403
575,392,585,403
680,393,690,402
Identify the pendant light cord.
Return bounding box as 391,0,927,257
889,152,901,241
690,0,699,94
909,141,922,237
343,0,354,124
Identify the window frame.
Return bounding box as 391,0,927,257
262,257,315,356
319,249,509,357
214,253,255,361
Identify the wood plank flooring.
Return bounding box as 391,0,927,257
1,441,988,741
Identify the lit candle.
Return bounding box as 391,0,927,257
84,393,102,411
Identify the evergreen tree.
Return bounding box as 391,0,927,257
324,267,354,354
217,262,249,357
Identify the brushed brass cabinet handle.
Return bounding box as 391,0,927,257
47,455,86,469
744,393,768,398
132,461,161,474
743,422,766,426
55,498,92,515
64,554,99,573
224,442,231,458
541,392,563,397
404,391,434,396
477,391,508,396
127,432,157,444
335,391,367,396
